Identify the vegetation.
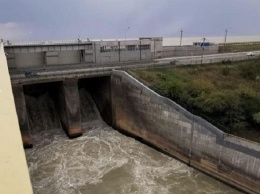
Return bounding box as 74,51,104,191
131,59,260,142
219,43,260,53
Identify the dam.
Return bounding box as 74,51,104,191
24,80,240,194
1,39,260,194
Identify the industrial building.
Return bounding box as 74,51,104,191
4,37,163,68
4,37,221,69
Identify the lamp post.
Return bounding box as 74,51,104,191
180,29,183,46
223,28,231,53
125,27,130,40
201,37,206,65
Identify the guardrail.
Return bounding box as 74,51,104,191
160,54,259,66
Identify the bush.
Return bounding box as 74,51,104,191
253,112,260,124
221,59,232,64
236,85,260,128
239,60,260,80
194,92,229,113
167,81,185,99
138,71,157,82
134,63,260,135
222,66,230,75
186,78,215,98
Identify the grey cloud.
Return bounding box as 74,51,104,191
0,0,260,41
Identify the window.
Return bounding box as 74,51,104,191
111,46,119,51
127,45,136,51
140,44,150,50
80,50,84,62
119,45,126,51
100,46,106,52
100,46,111,52
85,44,93,50
100,46,119,52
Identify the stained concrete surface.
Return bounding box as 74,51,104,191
0,43,33,193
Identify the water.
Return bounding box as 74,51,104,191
25,90,242,194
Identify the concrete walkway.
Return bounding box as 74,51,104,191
0,43,32,194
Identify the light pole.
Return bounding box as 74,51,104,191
223,28,230,53
153,38,156,61
180,29,183,46
125,27,130,40
201,37,206,65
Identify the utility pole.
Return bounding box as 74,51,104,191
180,29,183,46
125,27,130,40
223,28,228,53
153,38,156,61
201,37,206,65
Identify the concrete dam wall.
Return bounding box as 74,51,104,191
111,71,260,194
12,71,260,193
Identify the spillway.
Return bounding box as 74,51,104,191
24,87,241,194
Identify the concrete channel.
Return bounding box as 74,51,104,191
10,70,260,193
1,40,260,193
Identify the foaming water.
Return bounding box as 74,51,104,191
25,91,242,194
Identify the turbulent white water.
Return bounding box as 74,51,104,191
25,90,242,194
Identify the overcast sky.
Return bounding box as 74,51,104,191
1,0,260,41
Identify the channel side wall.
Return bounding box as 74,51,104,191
111,70,260,194
0,43,33,193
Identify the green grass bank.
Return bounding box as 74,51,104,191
130,59,260,142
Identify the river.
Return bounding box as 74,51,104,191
25,90,242,194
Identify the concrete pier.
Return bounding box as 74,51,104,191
12,85,32,148
56,79,82,138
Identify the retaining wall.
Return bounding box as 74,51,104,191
162,45,219,58
0,43,33,193
111,70,260,194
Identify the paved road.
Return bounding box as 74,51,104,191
156,51,260,64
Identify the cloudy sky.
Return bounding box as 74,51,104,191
1,0,260,41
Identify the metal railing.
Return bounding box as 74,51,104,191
3,39,92,46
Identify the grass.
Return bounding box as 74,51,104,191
130,59,260,143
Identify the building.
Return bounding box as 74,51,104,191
4,37,163,69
